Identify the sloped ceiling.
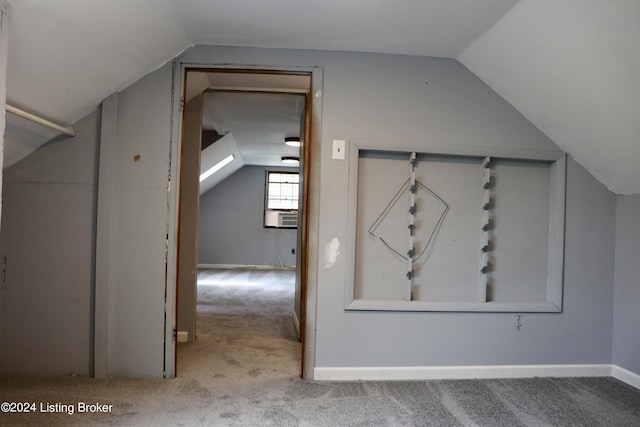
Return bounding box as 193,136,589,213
4,0,639,193
459,0,640,195
6,0,189,124
202,91,305,167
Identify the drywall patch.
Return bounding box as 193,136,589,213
324,238,341,269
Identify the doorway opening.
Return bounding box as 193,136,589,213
173,69,313,380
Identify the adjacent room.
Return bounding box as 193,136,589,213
176,70,309,378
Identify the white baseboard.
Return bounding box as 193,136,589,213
314,364,612,381
612,365,640,390
198,263,295,271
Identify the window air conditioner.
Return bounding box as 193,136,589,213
278,212,298,228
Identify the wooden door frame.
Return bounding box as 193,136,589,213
165,63,322,379
0,1,8,228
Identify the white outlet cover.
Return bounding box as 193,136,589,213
333,140,346,160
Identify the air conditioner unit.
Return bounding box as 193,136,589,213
278,211,298,228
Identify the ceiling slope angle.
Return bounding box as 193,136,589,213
458,0,640,194
4,0,520,169
202,91,305,167
199,132,244,195
7,0,190,124
3,109,63,168
3,0,191,169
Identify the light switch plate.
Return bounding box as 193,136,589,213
332,140,346,160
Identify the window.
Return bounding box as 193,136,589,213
267,172,299,209
264,171,299,228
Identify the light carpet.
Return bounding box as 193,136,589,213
1,268,639,426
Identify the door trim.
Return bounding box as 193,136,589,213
165,63,322,379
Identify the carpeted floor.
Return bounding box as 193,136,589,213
1,268,639,426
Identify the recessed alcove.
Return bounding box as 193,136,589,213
345,140,566,312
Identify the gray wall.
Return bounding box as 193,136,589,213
181,46,616,369
94,64,173,378
613,195,640,375
0,45,622,377
199,165,297,267
0,110,99,375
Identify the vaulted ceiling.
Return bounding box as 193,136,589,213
4,0,639,193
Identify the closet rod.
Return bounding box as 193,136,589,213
6,104,76,137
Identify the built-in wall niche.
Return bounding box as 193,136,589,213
345,140,566,312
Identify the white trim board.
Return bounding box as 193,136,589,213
612,365,640,390
198,263,295,271
314,364,625,383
